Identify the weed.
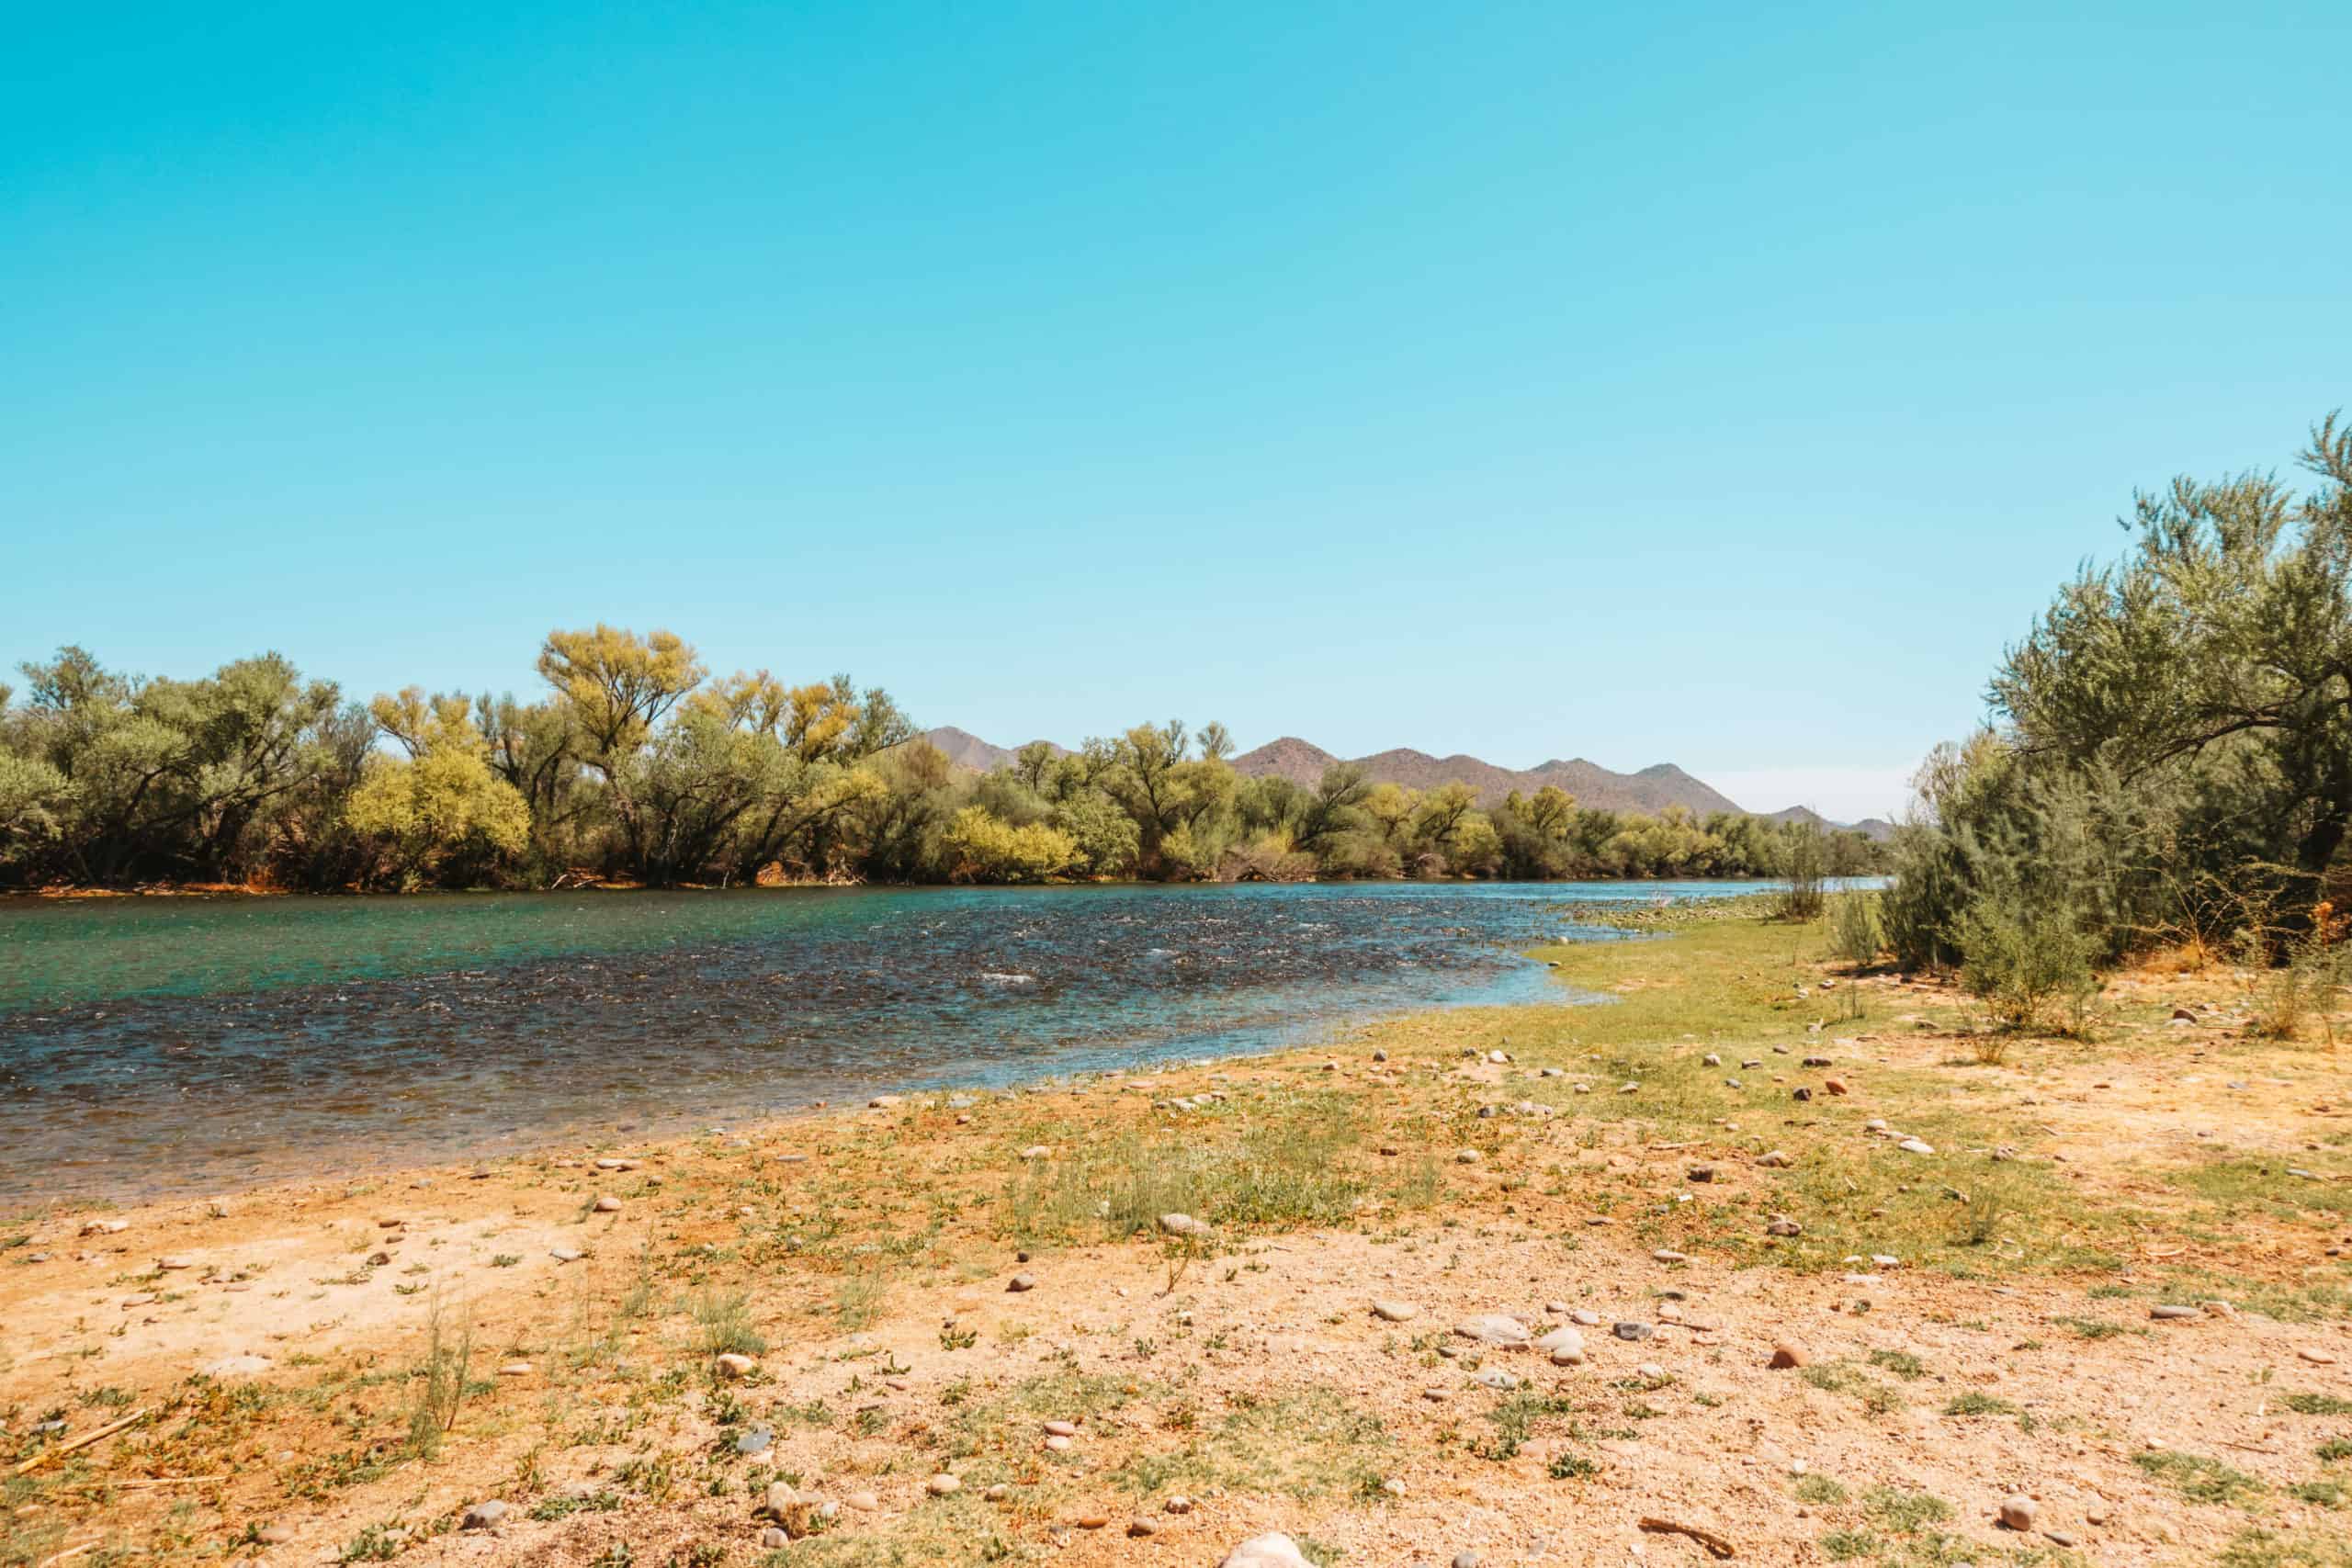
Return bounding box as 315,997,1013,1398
2135,1450,2267,1505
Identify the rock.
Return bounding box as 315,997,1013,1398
1373,1300,1420,1323
81,1218,130,1236
1381,1476,1408,1496
1165,1495,1193,1514
156,1254,196,1270
846,1491,879,1511
717,1352,756,1379
1372,1049,1388,1062
1999,1495,2038,1531
1008,1271,1037,1292
1221,1534,1314,1568
734,1427,773,1455
2046,1529,2077,1546
2300,1348,2338,1365
1570,1309,1602,1326
1043,1419,1079,1437
550,1247,583,1263
1454,1148,1483,1165
1535,1325,1586,1362
1687,1165,1715,1183
1825,1078,1850,1096
1791,1087,1813,1102
1021,1145,1051,1160
1474,1368,1521,1391
1767,1215,1803,1237
1653,1248,1689,1264
255,1523,294,1545
1769,1341,1809,1369
984,1483,1011,1502
1159,1213,1211,1237
2150,1303,2200,1321
1895,1137,1934,1155
868,1095,900,1109
1045,1434,1072,1451
1702,1054,1722,1067
1454,1314,1532,1348
1455,1555,1482,1568
1129,1517,1159,1536
760,1527,790,1549
1613,1321,1654,1341
593,1195,623,1213
461,1501,508,1530
927,1473,962,1496
498,1361,533,1377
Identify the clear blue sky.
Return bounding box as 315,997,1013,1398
6,1,2346,819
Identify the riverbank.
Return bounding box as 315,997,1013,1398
6,913,2349,1568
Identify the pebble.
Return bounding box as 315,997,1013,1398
1455,1314,1532,1348
1767,1215,1803,1236
1998,1495,2038,1531
1045,1434,1072,1451
985,1483,1011,1502
1008,1272,1037,1292
928,1473,962,1496
498,1361,533,1377
1454,1148,1483,1165
1159,1213,1212,1237
550,1247,583,1263
1454,1554,1480,1568
2150,1303,2200,1320
1570,1309,1602,1326
1613,1322,1654,1341
2301,1348,2338,1365
2046,1529,2077,1546
1165,1495,1193,1514
734,1427,772,1455
1128,1517,1158,1537
759,1527,789,1549
1043,1419,1079,1437
1374,1300,1420,1323
1221,1534,1314,1568
1536,1326,1586,1364
1474,1368,1521,1391
1896,1137,1935,1155
1021,1145,1051,1160
81,1218,130,1236
460,1501,508,1530
593,1195,623,1213
1652,1248,1689,1264
1769,1341,1809,1369
717,1352,756,1379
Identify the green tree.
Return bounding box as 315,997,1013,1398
1993,415,2352,928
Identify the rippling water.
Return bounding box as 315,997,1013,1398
0,881,1764,1202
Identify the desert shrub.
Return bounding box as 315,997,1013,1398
1952,885,2101,1031
1830,891,1885,968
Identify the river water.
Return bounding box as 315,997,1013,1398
0,880,1768,1203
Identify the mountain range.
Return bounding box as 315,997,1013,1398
919,728,1894,837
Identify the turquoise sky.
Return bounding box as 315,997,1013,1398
6,2,2346,819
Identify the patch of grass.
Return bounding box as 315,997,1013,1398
2290,1394,2352,1416
1862,1486,1954,1532
1796,1474,1850,1505
1820,1530,1880,1561
1000,1090,1370,1246
1941,1392,2018,1417
2219,1526,2352,1568
1867,1349,1926,1380
402,1302,473,1461
1799,1361,1903,1416
2056,1315,2131,1340
2321,1440,2352,1465
2135,1449,2267,1506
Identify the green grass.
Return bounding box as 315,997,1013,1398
2134,1450,2267,1506
1796,1474,1850,1505
2290,1394,2352,1416
1941,1392,2018,1417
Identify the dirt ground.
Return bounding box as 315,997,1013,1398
6,919,2351,1568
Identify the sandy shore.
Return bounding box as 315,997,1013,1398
7,918,2351,1567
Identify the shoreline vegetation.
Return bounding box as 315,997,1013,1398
6,900,2350,1567
0,631,1883,897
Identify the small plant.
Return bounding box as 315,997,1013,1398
1867,1349,1925,1380
403,1302,473,1460
2288,1394,2352,1416
1831,891,1885,968
490,1254,521,1269
1547,1450,1600,1480
1941,1392,2018,1417
1795,1474,1849,1505
1952,885,2102,1032
688,1289,766,1358
939,1322,978,1352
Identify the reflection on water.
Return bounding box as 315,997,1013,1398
0,881,1767,1202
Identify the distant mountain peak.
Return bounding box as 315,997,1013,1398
923,727,1883,832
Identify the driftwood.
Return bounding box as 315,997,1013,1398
11,1408,151,1476
1640,1516,1736,1559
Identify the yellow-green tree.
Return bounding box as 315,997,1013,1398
347,687,530,886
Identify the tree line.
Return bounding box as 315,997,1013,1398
1872,412,2352,1025
0,626,1882,892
